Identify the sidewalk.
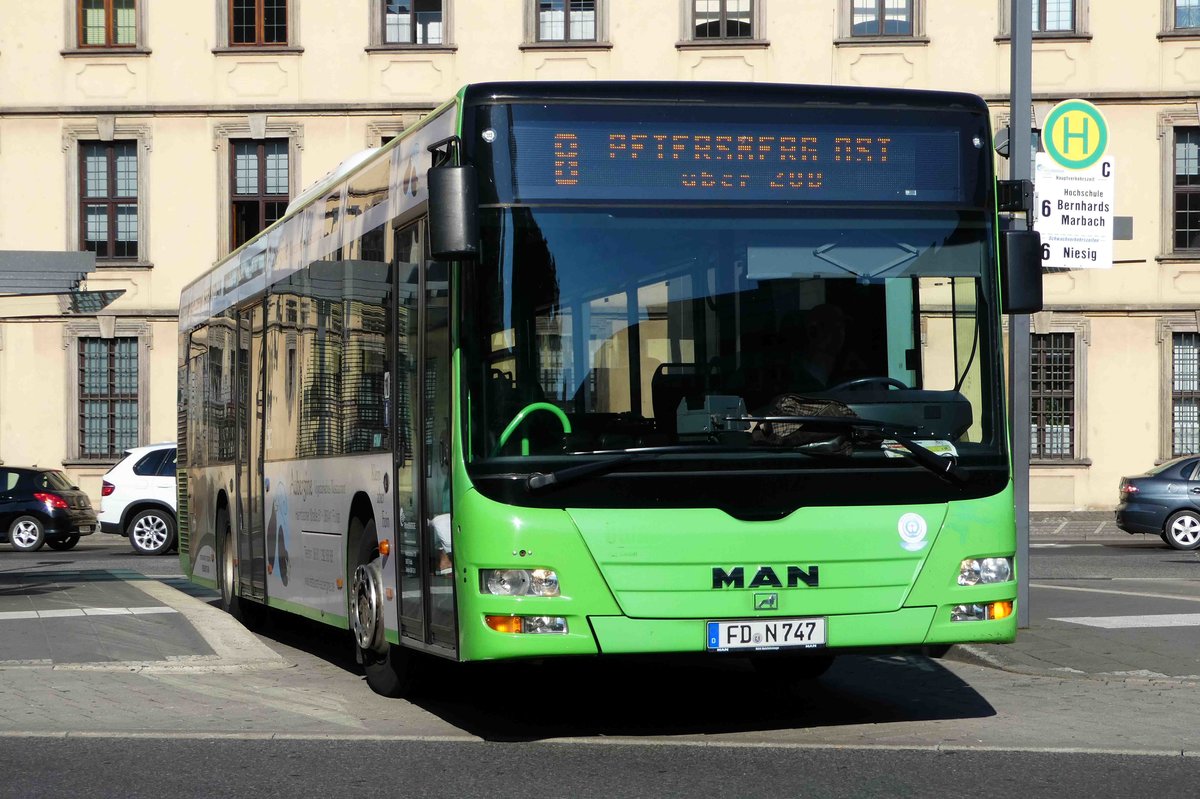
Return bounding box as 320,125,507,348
947,510,1200,682
1030,510,1132,542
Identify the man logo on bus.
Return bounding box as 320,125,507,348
711,565,819,589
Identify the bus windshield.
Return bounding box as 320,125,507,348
462,205,1006,506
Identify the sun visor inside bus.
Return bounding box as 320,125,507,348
825,389,972,440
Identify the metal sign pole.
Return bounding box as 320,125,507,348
1009,0,1033,628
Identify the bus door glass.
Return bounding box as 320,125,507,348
395,223,423,640
235,302,267,600
423,241,455,648
394,219,456,650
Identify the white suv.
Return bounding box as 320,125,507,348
99,443,178,555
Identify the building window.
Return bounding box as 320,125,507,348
1174,128,1200,252
1033,0,1074,32
79,141,138,260
537,0,596,41
384,0,444,44
230,139,289,250
1031,332,1076,459
1173,332,1200,455
79,337,139,460
693,0,753,40
851,0,912,36
230,0,288,46
1179,0,1200,28
78,0,137,47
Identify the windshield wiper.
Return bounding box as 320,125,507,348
738,414,970,484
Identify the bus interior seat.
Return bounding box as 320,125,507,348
651,362,709,438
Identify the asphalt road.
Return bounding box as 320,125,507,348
2,532,1199,796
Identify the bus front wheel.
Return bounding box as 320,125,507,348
351,520,416,698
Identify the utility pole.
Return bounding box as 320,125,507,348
1009,0,1033,628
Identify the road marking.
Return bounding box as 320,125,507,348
1050,613,1200,629
0,606,177,621
1032,582,1200,603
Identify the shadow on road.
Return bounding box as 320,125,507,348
260,611,995,741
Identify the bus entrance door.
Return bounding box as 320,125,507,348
235,302,267,601
395,221,456,655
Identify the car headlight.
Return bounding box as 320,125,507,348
958,557,1013,586
481,568,560,597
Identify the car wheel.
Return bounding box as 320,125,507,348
9,516,46,552
127,509,177,555
46,535,81,551
1163,510,1200,551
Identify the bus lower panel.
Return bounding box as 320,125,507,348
589,605,1011,655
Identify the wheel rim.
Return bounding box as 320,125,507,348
351,562,384,653
131,514,169,551
221,529,235,603
1170,514,1200,546
12,520,39,548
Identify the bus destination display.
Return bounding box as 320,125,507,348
510,121,967,204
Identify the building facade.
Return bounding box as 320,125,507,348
1,1,1198,510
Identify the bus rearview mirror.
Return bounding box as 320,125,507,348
428,165,479,261
1000,229,1043,315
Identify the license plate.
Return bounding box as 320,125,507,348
77,526,91,533
706,617,826,651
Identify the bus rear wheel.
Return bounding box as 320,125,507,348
351,520,416,698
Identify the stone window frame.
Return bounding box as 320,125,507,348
835,0,929,45
1004,312,1091,466
365,115,423,148
367,0,457,51
677,0,770,49
996,0,1090,41
520,0,612,50
63,0,151,56
63,119,153,269
62,317,153,466
212,117,303,259
1157,312,1200,461
1157,107,1200,260
1160,0,1200,38
213,0,303,54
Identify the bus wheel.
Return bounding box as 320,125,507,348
750,654,835,682
217,508,238,615
351,520,415,698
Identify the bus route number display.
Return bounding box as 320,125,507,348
510,121,965,203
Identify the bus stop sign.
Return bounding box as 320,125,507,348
1034,99,1114,269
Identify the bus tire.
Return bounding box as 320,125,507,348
351,520,416,698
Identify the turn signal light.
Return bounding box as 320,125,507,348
485,615,568,634
951,601,1015,622
378,539,391,556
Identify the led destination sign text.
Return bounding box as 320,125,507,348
509,119,967,204
554,132,893,192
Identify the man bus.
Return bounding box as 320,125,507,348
178,81,1042,696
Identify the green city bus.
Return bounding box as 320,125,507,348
178,82,1042,696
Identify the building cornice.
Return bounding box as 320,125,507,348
0,102,439,118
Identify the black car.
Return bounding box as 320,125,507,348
0,467,98,552
1115,455,1200,550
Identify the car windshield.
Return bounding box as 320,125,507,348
461,206,1005,494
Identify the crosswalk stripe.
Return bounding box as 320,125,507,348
1050,613,1200,629
0,606,178,621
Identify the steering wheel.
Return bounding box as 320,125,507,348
493,402,573,457
827,376,910,392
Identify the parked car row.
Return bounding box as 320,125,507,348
1,443,178,555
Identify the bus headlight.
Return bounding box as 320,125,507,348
957,557,1013,586
481,568,560,597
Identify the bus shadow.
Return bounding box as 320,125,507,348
410,652,995,741
257,612,995,741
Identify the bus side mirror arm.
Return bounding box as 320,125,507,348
428,164,480,261
1000,229,1043,315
